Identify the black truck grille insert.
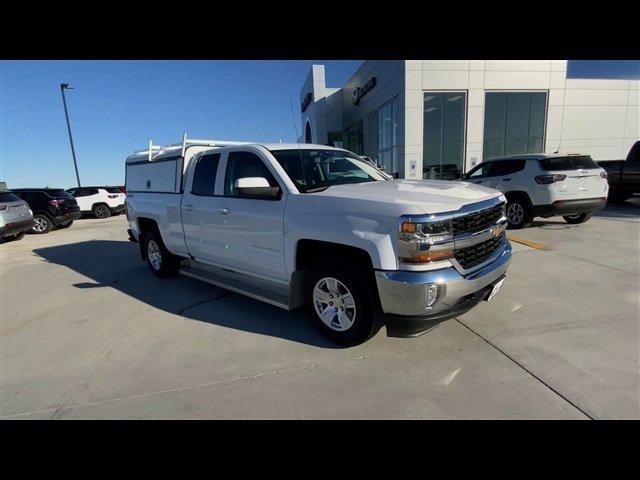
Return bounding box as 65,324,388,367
455,235,503,269
452,203,504,236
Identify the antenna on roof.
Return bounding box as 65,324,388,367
181,132,187,157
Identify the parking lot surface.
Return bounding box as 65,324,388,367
1,201,639,419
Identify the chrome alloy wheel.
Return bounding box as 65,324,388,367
32,217,48,233
507,202,524,225
95,205,110,218
312,277,356,332
147,239,162,271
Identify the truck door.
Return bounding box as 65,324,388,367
181,152,227,265
214,149,287,282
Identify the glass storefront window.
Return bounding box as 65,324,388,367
483,92,547,160
423,92,467,180
365,97,400,178
343,121,363,155
327,132,343,148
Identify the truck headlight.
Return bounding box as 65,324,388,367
398,220,454,264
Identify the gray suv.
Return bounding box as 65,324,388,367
0,191,34,242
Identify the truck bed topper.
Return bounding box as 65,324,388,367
125,134,253,194
126,133,251,164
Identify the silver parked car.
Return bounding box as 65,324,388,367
0,190,35,242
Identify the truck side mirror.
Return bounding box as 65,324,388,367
234,177,281,199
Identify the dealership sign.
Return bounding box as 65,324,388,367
301,92,313,112
352,77,377,105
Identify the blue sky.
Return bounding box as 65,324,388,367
1,60,638,188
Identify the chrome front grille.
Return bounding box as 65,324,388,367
452,203,504,237
454,235,504,269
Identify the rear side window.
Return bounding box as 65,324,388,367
104,187,121,194
488,159,526,176
0,192,21,202
540,156,598,171
191,153,221,196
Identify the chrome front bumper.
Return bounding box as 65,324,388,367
375,239,512,318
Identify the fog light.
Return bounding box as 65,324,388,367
426,284,439,307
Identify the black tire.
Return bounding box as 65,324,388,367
303,258,383,347
563,212,593,224
3,231,26,242
31,214,53,234
57,221,73,229
143,229,180,278
92,204,111,219
505,197,534,229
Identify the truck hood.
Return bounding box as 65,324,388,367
313,179,503,214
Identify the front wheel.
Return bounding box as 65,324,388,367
304,259,382,346
563,212,593,224
143,229,180,278
505,199,534,229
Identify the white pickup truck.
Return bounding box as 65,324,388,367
125,137,512,345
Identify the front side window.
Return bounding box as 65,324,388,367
468,163,492,178
224,151,280,198
191,153,221,196
270,149,387,193
488,159,526,177
483,92,547,159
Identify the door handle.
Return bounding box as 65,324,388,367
502,178,512,181
217,207,231,215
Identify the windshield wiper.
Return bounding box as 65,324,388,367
305,186,330,193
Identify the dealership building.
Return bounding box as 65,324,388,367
298,60,639,179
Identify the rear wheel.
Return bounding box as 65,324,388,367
93,204,111,218
3,232,26,242
143,229,180,278
304,259,383,346
31,214,53,234
505,198,533,229
563,212,593,224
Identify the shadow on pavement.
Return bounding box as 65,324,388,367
33,240,339,349
594,196,640,220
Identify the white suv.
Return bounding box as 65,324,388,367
66,186,126,219
460,154,609,228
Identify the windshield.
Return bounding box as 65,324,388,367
269,149,388,193
540,155,599,171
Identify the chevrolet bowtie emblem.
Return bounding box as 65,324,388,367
491,224,505,238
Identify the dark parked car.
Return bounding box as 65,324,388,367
11,188,81,234
597,141,640,203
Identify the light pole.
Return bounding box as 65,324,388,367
60,83,81,189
